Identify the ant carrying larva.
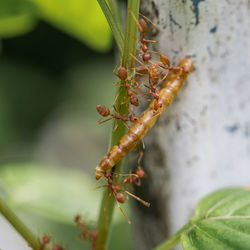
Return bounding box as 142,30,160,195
97,170,150,224
95,58,194,180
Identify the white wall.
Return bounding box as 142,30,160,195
135,0,250,249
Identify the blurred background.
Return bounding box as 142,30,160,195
0,0,132,249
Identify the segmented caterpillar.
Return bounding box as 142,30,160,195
95,58,194,180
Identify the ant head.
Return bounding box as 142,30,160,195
127,89,133,96
118,67,128,81
42,235,50,244
130,96,139,106
140,43,148,53
130,114,138,123
136,169,145,179
138,18,148,34
142,52,151,63
116,193,126,203
104,171,111,178
112,184,121,192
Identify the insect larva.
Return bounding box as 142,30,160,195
95,58,194,180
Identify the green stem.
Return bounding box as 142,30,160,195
95,0,140,249
97,0,124,55
0,197,41,250
122,0,140,68
155,222,192,250
108,0,124,36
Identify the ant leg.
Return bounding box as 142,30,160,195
97,117,113,125
95,184,109,190
121,120,130,130
124,190,150,207
113,119,118,131
130,54,150,71
112,83,125,87
112,63,120,77
114,195,131,224
155,71,170,87
139,12,157,30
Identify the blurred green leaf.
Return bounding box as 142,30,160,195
181,187,250,250
31,0,112,51
0,163,101,224
0,0,37,38
0,163,126,224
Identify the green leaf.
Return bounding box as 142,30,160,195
30,0,112,51
0,0,37,38
181,187,250,250
156,187,250,250
0,163,126,225
97,0,124,55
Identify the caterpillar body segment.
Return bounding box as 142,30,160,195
95,58,194,180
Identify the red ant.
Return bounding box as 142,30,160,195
100,171,150,224
134,13,157,64
123,166,145,186
96,104,138,130
39,234,64,250
123,146,146,186
40,234,50,249
113,66,140,107
131,55,163,110
74,215,98,250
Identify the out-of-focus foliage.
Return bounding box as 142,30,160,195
30,0,112,51
0,163,101,223
0,163,132,249
0,0,37,37
0,0,112,51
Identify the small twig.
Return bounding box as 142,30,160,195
0,197,41,250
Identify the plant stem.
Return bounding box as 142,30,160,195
97,0,124,55
108,0,124,36
155,222,192,250
95,0,140,249
122,0,140,68
0,197,41,250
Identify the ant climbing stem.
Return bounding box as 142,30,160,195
97,170,151,224
113,66,140,107
130,10,157,64
96,87,140,130
102,171,131,224
96,104,139,130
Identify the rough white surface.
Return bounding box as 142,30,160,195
138,0,250,248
